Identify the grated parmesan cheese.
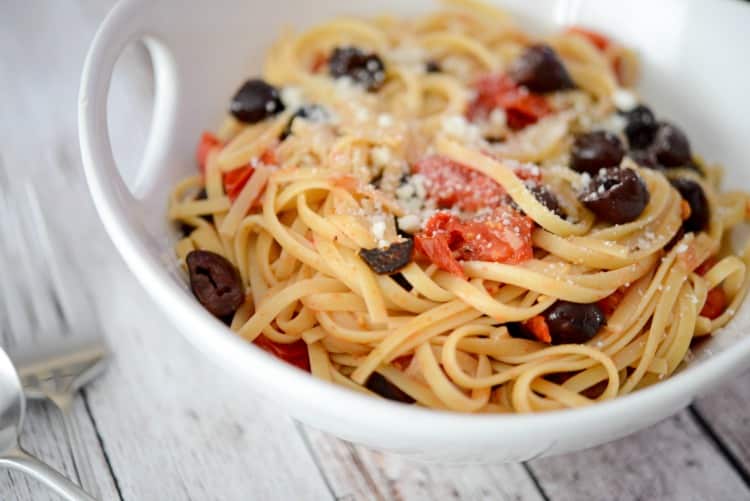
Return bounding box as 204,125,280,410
280,86,303,110
612,88,637,111
371,146,391,167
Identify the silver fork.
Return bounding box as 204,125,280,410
0,156,109,496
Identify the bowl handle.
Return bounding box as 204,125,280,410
78,0,177,203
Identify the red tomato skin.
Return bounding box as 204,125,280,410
253,335,311,372
466,74,552,130
566,27,611,51
223,166,254,202
415,209,534,277
701,287,727,320
197,132,222,174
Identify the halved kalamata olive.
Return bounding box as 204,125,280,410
652,123,692,167
229,79,285,123
623,105,658,149
329,46,386,91
508,44,575,93
570,131,625,174
579,167,650,224
186,250,245,318
543,301,606,345
528,184,565,218
359,239,414,274
506,322,533,340
279,104,327,140
365,372,416,403
670,178,709,233
425,60,441,73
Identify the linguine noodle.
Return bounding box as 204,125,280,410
168,1,750,413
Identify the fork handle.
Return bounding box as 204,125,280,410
0,446,98,501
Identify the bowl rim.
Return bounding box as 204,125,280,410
78,0,750,440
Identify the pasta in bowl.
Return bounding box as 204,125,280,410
80,0,750,461
169,3,750,414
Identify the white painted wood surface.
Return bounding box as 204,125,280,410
2,1,750,500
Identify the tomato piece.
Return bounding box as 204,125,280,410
415,208,534,277
223,166,255,202
522,315,552,344
701,286,727,320
196,132,222,174
414,155,508,212
695,256,717,277
566,27,611,51
311,51,328,73
466,74,552,130
222,148,277,202
253,335,310,372
597,287,627,316
260,148,278,166
414,230,465,278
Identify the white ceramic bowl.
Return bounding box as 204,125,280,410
79,0,750,462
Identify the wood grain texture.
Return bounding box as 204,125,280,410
303,428,546,501
528,411,750,501
4,0,750,500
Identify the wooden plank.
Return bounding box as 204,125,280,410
303,427,545,501
1,1,333,500
0,399,120,501
78,263,335,501
693,372,750,478
528,410,750,501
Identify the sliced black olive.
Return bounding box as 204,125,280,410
579,167,650,224
664,226,685,251
670,178,709,233
186,250,245,318
528,184,565,218
365,372,415,403
279,104,327,140
425,60,441,73
570,131,625,174
508,44,575,93
622,105,659,150
543,301,605,345
652,123,692,167
329,46,386,91
360,239,414,274
506,322,533,340
391,272,413,291
229,79,285,123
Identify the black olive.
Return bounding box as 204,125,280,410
506,322,533,340
186,250,245,318
579,167,650,224
365,372,415,403
627,149,661,170
622,105,659,149
528,184,566,218
670,178,709,233
508,44,575,93
664,226,685,251
360,239,414,274
425,60,441,73
229,79,285,123
329,46,386,91
279,104,327,141
570,131,625,174
391,272,413,291
652,123,692,167
543,301,605,345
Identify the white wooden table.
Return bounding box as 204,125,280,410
3,2,750,500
